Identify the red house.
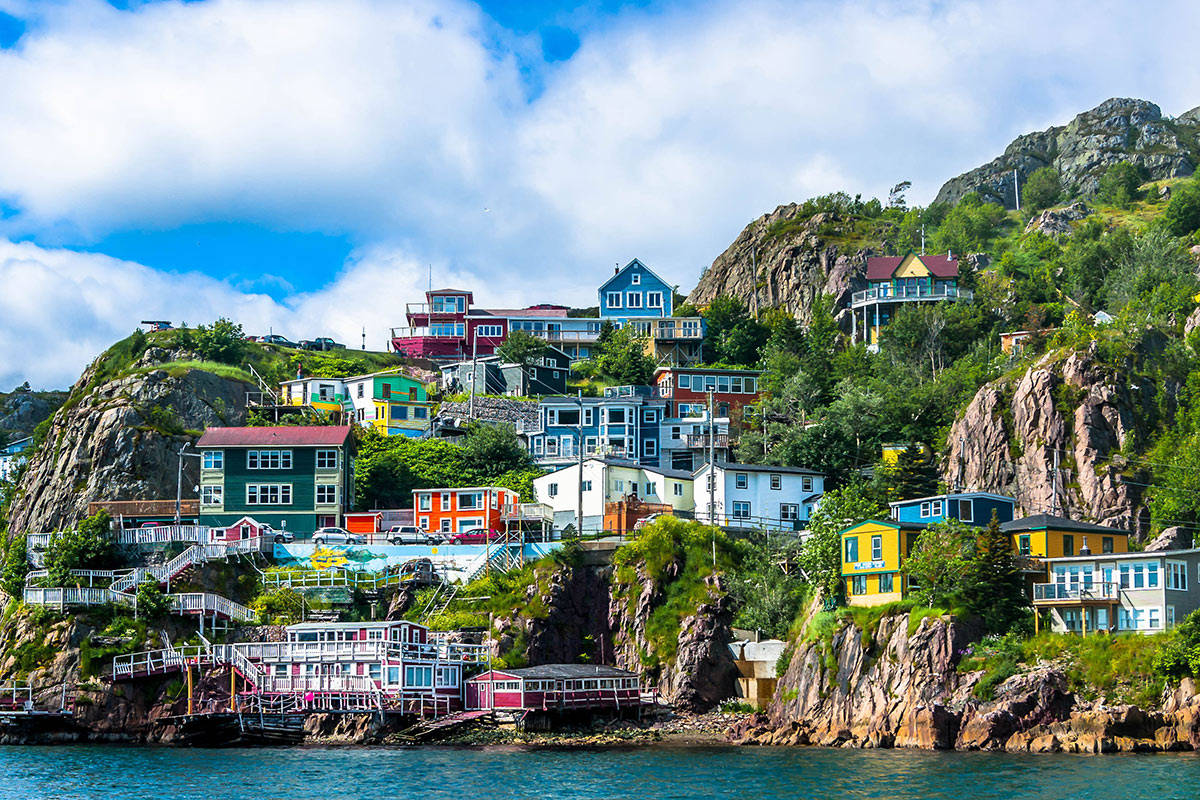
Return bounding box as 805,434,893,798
465,665,643,712
654,366,763,419
391,289,477,361
412,486,519,536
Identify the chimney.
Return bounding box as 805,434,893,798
614,266,620,275
1079,536,1092,556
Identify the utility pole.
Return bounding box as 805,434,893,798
576,390,585,539
708,390,717,568
467,330,479,420
1013,169,1021,211
175,443,188,524
1052,448,1060,516
920,224,925,255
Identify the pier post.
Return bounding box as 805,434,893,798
186,661,194,716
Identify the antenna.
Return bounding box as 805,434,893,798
920,224,925,255
1013,169,1021,211
361,327,366,351
428,264,432,294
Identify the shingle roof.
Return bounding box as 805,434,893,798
1000,514,1131,535
437,398,539,428
866,253,959,280
709,461,823,476
484,664,638,680
196,426,352,448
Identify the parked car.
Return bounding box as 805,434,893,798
261,334,299,348
265,526,293,544
448,527,502,545
301,337,344,351
312,527,365,545
386,525,441,545
633,513,671,531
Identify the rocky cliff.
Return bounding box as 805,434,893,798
936,98,1200,208
6,346,251,536
941,340,1169,536
686,206,867,325
731,607,1200,752
0,388,66,443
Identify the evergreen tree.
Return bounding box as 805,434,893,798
964,511,1028,634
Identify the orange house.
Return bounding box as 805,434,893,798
412,487,518,535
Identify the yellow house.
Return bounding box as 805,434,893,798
841,520,926,607
849,253,971,346
1001,514,1130,560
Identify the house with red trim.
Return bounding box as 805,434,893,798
848,253,973,346
465,664,643,712
654,366,763,470
412,486,519,535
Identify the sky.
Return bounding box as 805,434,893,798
1,0,1200,389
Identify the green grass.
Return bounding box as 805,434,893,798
127,360,255,383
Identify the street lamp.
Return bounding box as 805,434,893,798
176,443,203,524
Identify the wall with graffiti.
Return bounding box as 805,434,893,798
271,541,563,580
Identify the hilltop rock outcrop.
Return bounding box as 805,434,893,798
5,348,251,536
936,98,1200,208
941,343,1162,536
686,206,867,326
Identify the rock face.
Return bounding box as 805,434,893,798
942,343,1162,536
1024,201,1091,237
0,388,66,441
686,206,867,326
937,98,1200,208
6,348,251,535
730,608,1200,753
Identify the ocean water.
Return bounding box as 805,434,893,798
2,744,1200,799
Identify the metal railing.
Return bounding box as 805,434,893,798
502,502,554,522
1032,581,1119,602
114,525,208,546
850,284,974,307
23,586,136,609
683,433,732,448
170,593,257,622
0,681,33,709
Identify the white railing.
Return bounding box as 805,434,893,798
0,680,33,708
114,525,208,546
170,593,257,623
851,284,974,307
26,533,54,550
25,568,126,587
503,503,554,522
23,586,136,608
1033,581,1119,602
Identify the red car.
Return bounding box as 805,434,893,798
448,528,503,545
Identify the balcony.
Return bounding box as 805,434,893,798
540,329,601,344
1033,582,1119,604
850,285,974,308
627,318,704,341
405,302,466,317
683,433,732,449
390,327,465,340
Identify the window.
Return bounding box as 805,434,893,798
440,492,451,510
1102,536,1114,554
202,450,224,470
643,440,657,458
844,538,858,563
391,405,408,420
404,665,434,688
645,482,656,495
879,573,894,593
585,436,598,454
673,482,683,497
316,449,338,470
780,503,798,522
357,384,364,398
548,482,558,498
958,499,973,522
316,484,337,505
545,438,560,456
477,324,503,337
626,292,642,308
418,494,431,511
770,474,782,490
735,473,749,489
646,291,663,308
732,501,751,519
1149,608,1162,629
581,480,593,492
441,519,451,533
418,517,429,529
459,492,484,510
643,409,657,423
615,479,624,492
1168,606,1177,628
201,486,223,505
871,535,882,561
246,484,292,505
718,376,731,393
931,500,943,517
631,273,641,285
607,408,626,424
382,384,392,399
802,476,813,493
745,377,757,393
671,426,681,440
369,664,382,681
679,374,691,389
606,291,623,308
1018,534,1031,556
247,450,292,470
851,576,867,595
1168,561,1188,591
919,502,931,518
414,407,427,419
1063,535,1075,557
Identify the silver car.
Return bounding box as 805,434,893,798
312,527,365,545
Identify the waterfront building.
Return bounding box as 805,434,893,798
197,425,354,533
466,664,643,712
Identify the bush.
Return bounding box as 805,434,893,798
0,534,29,599
1023,166,1062,210
1095,162,1143,207
193,318,247,364
135,581,173,620
43,512,115,586
251,587,305,624
1163,180,1200,237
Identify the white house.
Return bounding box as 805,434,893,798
0,436,31,484
692,462,824,531
532,458,695,534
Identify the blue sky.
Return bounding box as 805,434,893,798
1,0,1199,388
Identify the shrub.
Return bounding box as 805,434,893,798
43,512,114,586
251,587,305,624
134,581,172,620
1023,166,1062,210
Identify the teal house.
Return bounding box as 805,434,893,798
197,425,354,534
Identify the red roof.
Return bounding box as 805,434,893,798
196,426,352,448
866,254,959,280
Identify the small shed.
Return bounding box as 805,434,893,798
212,516,271,543
465,664,642,712
345,512,384,534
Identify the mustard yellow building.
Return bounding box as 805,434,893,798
1001,514,1129,560
840,520,926,606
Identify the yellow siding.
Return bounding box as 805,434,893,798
841,521,907,607
1011,528,1128,558
892,254,933,279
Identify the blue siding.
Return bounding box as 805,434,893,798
893,494,1016,527
598,259,673,319
532,394,667,468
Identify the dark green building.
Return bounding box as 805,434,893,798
197,425,353,534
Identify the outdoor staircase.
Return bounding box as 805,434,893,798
417,580,459,624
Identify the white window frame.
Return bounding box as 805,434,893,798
626,292,642,309
316,484,337,505
646,291,663,308
931,499,943,516
459,492,484,510
316,449,338,470
958,498,973,522
547,482,558,498
919,501,931,518
246,484,292,505
673,482,683,497
606,291,623,309
731,501,751,519
631,273,641,285
202,450,224,470
418,493,431,511
643,409,656,423
201,485,223,506
802,476,813,493
780,503,798,522
643,440,657,458
247,450,292,470
477,324,503,338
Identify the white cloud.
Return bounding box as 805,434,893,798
2,0,1200,387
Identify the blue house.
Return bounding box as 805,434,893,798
890,491,1016,527
599,259,674,321
530,386,667,469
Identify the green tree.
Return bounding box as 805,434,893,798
1102,227,1197,319
135,581,173,620
1095,162,1143,208
933,193,1007,255
193,318,247,364
798,483,885,600
0,534,28,599
461,422,534,475
728,533,807,638
1023,166,1062,210
701,295,769,366
903,519,976,607
874,444,938,502
495,331,548,366
43,511,115,586
594,325,655,385
1163,180,1200,237
963,512,1028,634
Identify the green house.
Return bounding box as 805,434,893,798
197,425,354,533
